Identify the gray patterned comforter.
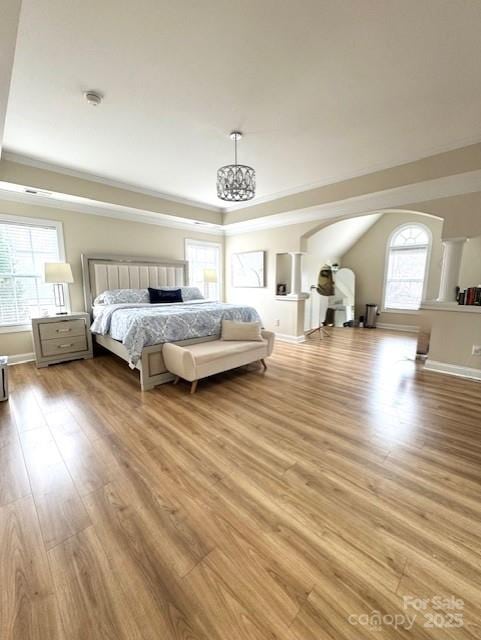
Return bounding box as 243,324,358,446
90,301,261,366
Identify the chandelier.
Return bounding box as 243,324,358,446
217,131,256,201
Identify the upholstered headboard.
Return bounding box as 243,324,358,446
81,254,189,316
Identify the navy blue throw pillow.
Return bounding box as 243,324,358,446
148,288,183,303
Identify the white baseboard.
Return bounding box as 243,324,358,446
275,333,306,344
424,359,481,381
6,352,35,365
377,323,419,333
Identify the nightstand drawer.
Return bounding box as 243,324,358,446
39,319,86,340
41,335,88,357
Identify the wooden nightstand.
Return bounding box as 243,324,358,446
32,313,93,368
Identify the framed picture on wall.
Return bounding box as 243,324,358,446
231,250,266,287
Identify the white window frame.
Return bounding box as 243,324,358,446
0,213,68,333
382,222,432,314
184,238,223,301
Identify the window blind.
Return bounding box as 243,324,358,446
0,220,60,326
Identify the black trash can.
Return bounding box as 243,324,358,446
365,304,379,328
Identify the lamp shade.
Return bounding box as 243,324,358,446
203,268,218,284
44,262,74,284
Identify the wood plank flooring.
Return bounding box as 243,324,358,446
2,328,481,639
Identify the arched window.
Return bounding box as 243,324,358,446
383,224,431,311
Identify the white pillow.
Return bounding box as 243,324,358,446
221,319,263,341
94,288,150,305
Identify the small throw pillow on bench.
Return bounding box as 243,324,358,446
221,319,263,341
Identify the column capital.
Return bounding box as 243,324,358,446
442,237,467,244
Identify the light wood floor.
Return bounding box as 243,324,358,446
2,329,481,639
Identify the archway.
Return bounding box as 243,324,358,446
301,209,444,331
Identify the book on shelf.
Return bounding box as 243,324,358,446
457,286,481,305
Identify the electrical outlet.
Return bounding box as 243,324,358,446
472,345,481,356
275,319,280,327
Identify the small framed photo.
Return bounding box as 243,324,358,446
276,283,287,295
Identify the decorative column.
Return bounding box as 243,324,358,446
437,237,467,303
287,252,304,298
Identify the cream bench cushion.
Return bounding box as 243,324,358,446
163,330,275,391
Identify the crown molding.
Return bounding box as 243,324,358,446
6,135,481,219
222,168,481,235
222,135,481,213
1,164,481,238
0,186,224,235
2,151,222,213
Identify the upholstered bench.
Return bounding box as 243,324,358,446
163,330,275,393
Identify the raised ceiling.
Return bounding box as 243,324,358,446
4,0,481,208
306,213,383,260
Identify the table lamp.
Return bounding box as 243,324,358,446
44,262,74,315
203,268,217,298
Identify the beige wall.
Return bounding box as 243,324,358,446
302,214,382,330
2,182,481,372
419,235,481,375
0,200,223,357
224,143,481,224
3,145,481,234
225,222,315,337
0,159,220,224
421,309,481,371
341,212,444,327
401,191,481,240
297,191,481,251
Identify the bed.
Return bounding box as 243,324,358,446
81,254,261,390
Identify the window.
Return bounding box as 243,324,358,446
185,239,222,300
0,217,63,328
383,224,430,311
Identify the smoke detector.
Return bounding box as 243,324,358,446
84,91,103,107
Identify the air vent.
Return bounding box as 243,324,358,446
24,188,52,197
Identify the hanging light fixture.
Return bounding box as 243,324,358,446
217,131,256,201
